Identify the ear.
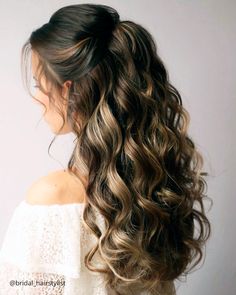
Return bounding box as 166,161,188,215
61,80,72,99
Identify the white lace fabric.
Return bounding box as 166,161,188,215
0,200,176,295
0,200,107,295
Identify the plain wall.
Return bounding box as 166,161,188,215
0,0,235,294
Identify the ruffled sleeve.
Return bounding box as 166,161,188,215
0,200,176,295
0,200,97,295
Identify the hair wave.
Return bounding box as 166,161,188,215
21,4,213,294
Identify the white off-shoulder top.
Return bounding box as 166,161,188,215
0,200,176,295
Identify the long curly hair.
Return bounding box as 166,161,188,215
21,3,213,294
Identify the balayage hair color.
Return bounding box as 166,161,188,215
21,3,212,294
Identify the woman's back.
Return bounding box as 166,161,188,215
0,170,176,294
9,2,212,294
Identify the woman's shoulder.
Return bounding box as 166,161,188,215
25,169,86,206
0,195,86,280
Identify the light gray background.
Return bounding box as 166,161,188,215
0,0,235,294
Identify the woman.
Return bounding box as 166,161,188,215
0,3,212,295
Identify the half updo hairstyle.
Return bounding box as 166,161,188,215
21,3,212,294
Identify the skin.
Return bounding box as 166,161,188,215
30,51,89,196
25,168,87,205
31,50,73,135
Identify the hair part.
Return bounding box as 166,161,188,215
21,3,212,294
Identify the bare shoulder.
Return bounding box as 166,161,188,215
25,169,86,205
